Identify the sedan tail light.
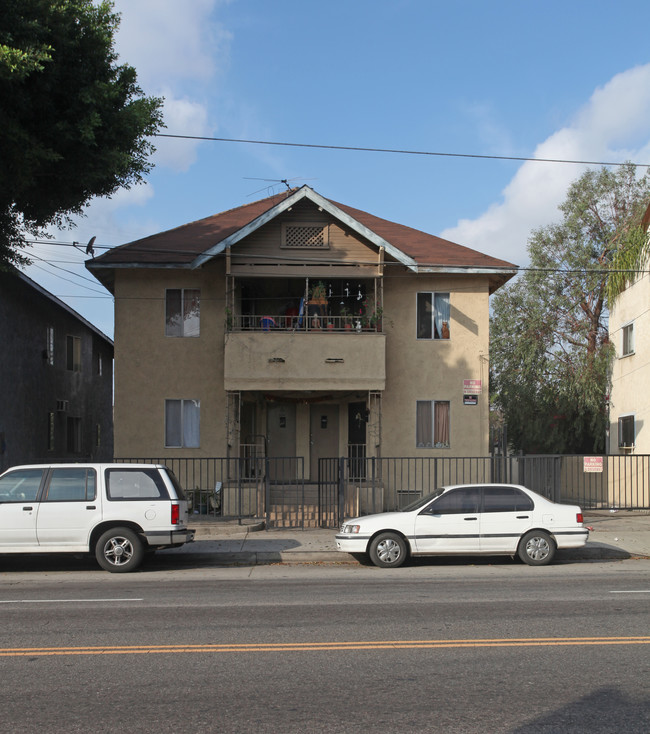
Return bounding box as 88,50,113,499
576,512,584,524
171,503,180,525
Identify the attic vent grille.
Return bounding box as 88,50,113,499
282,223,329,249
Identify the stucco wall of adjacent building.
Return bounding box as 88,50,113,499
608,268,650,454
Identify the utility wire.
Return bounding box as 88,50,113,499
153,133,650,168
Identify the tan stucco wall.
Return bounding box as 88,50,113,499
112,240,492,459
608,269,650,454
381,269,490,457
113,262,227,458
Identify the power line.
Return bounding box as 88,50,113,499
153,133,650,168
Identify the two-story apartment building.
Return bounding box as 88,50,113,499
0,269,114,471
87,187,515,487
608,202,650,454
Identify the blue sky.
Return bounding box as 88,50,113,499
25,0,650,338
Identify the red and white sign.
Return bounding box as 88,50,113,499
463,379,482,395
583,457,603,473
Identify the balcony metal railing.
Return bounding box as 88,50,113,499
229,313,383,333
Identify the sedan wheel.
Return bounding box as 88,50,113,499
369,532,407,568
518,530,555,566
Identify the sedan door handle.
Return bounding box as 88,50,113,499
516,515,530,519
22,506,33,511
464,517,478,521
86,505,96,510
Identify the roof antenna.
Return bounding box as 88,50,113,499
243,177,316,196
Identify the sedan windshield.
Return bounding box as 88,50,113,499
400,488,445,512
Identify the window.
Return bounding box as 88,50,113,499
45,468,96,502
66,416,82,453
417,292,450,339
622,323,635,357
165,399,200,448
426,487,481,515
416,400,450,448
482,486,534,513
0,468,44,502
66,335,81,371
97,353,103,376
106,468,170,500
166,289,200,337
46,327,54,365
618,415,635,449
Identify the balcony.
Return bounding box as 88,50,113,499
224,321,386,391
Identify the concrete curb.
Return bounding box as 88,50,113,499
168,543,648,566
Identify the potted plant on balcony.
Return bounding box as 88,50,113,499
309,281,327,305
337,305,350,330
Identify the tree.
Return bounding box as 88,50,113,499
0,0,164,267
490,163,650,454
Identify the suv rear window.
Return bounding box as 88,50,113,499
105,468,170,501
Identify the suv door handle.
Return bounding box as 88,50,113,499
516,515,530,519
464,517,478,521
22,506,33,511
86,505,96,510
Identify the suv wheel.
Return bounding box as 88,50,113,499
95,527,144,573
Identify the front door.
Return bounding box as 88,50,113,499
266,403,297,480
310,404,339,481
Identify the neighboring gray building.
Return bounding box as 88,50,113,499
0,268,114,471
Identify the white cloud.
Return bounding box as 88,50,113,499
441,64,650,267
112,0,230,87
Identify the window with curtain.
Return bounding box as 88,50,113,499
416,400,450,448
166,289,200,337
165,399,200,448
416,292,450,339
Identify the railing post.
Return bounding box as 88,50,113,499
338,457,346,526
265,457,271,528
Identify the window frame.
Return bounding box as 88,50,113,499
618,414,635,449
165,288,201,337
416,291,451,340
46,326,54,365
416,400,451,449
165,398,201,448
66,335,81,372
621,322,635,357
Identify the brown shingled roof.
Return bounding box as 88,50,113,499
89,186,517,272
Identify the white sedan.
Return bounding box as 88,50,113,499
336,483,589,567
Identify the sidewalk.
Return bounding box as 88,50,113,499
167,511,650,565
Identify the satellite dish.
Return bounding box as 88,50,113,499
85,236,96,257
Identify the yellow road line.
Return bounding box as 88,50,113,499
2,637,650,657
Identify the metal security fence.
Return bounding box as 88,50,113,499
117,454,650,528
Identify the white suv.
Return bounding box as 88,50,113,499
0,463,194,572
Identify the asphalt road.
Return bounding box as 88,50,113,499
0,558,649,733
